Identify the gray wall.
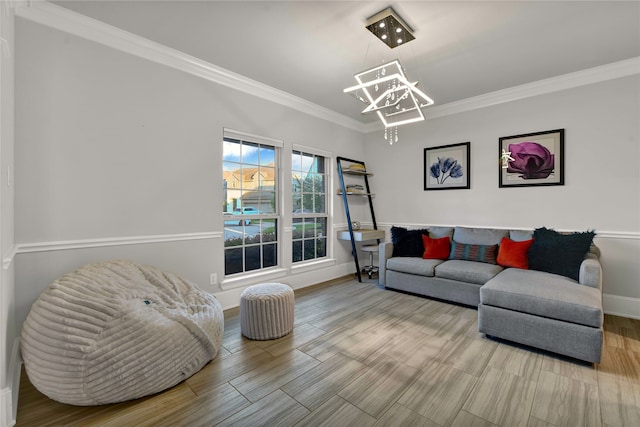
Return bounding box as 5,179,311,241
6,4,638,426
13,19,366,328
10,8,640,343
0,0,16,408
366,75,640,305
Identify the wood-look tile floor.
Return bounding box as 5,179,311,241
15,277,640,426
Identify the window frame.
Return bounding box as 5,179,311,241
291,145,330,265
222,129,283,277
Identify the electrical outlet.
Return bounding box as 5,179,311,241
209,273,218,286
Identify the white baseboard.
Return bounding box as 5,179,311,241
214,262,356,310
1,338,22,427
603,294,640,320
1,387,11,427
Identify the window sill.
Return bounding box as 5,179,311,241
221,267,288,291
220,258,337,291
290,257,336,275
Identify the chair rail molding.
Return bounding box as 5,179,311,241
376,223,640,241
11,232,222,260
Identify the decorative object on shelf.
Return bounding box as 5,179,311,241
351,221,361,230
337,184,367,195
499,129,564,188
424,142,471,190
348,163,366,173
349,186,360,193
344,7,434,145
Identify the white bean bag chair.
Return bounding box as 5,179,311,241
21,260,224,406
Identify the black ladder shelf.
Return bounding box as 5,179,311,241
337,157,381,282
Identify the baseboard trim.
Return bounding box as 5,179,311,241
2,338,21,427
215,261,355,310
1,388,11,427
603,294,640,320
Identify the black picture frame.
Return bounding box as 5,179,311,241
424,142,471,191
499,129,564,188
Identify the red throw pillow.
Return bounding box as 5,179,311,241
422,235,451,260
497,237,534,269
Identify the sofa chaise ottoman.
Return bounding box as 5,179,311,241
478,267,603,363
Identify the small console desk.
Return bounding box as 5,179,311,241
337,229,385,281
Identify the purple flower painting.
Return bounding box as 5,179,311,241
507,141,555,179
499,129,564,188
430,156,464,184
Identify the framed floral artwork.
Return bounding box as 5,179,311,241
499,129,564,188
424,142,470,190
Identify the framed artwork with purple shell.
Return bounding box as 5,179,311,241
499,129,564,188
424,142,470,191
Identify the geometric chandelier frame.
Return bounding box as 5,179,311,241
343,59,434,128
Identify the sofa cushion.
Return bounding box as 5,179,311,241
453,227,508,245
435,260,503,285
509,229,534,242
428,226,454,239
481,268,603,328
497,237,534,269
387,257,444,277
422,235,451,260
528,227,596,281
391,226,429,257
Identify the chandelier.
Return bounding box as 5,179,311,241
344,59,434,128
344,7,434,144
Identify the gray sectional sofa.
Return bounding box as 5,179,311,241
379,226,603,363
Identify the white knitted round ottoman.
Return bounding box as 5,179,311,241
240,283,294,340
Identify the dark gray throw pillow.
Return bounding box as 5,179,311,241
391,226,429,257
528,227,595,281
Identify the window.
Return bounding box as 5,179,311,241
292,150,327,263
223,131,280,275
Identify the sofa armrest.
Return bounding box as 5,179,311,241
378,242,394,286
579,254,602,291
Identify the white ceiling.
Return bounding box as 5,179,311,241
52,1,640,124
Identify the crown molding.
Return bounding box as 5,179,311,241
365,56,640,133
14,2,639,136
427,57,640,120
14,1,368,133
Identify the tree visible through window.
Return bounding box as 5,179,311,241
292,151,327,262
223,135,279,275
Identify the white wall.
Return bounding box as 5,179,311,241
0,2,16,426
12,18,365,332
365,75,640,308
8,1,640,380
4,4,637,427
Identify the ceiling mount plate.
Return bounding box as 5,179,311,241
365,7,415,49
